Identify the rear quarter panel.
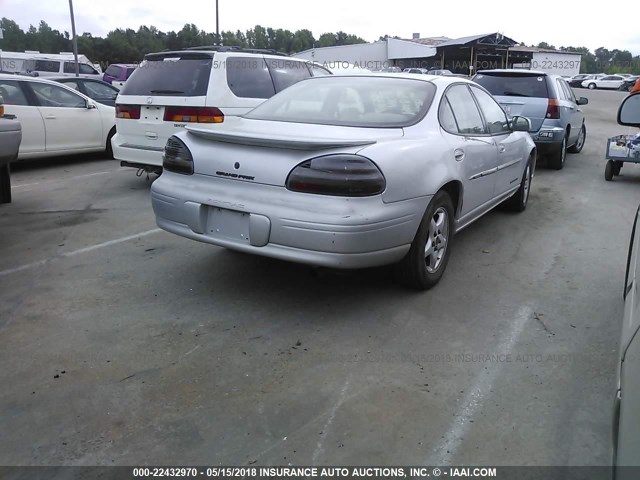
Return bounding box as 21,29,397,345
358,127,462,204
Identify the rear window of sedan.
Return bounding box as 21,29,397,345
473,72,549,98
245,76,436,128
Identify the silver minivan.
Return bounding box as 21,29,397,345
473,69,588,170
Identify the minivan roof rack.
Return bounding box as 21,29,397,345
173,45,289,56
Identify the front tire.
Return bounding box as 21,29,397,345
505,155,533,212
548,135,567,170
588,83,596,90
568,124,586,153
395,190,454,290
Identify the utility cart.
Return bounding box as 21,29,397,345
605,134,640,181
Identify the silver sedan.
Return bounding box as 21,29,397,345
151,74,536,289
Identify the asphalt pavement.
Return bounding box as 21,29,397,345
0,89,638,467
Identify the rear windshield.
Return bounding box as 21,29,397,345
473,73,549,98
120,53,212,96
245,76,436,128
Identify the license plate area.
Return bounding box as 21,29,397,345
207,207,250,243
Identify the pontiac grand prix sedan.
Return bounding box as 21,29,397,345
151,75,536,290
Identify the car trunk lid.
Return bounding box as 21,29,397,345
184,117,404,187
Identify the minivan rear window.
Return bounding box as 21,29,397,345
473,73,549,98
120,53,212,97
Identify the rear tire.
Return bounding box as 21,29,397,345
548,135,567,170
588,83,596,90
504,155,533,212
394,190,454,290
568,124,586,153
605,160,614,181
105,128,116,159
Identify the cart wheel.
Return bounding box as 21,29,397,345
614,161,623,176
605,160,615,181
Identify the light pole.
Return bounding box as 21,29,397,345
215,0,220,45
68,0,79,77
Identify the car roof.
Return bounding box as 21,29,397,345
478,69,548,76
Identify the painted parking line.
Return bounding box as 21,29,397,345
0,228,162,278
425,304,533,466
11,169,123,190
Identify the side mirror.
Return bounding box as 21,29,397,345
618,93,640,126
577,97,589,106
86,101,97,110
511,116,531,132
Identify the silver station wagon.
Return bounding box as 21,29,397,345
151,74,536,289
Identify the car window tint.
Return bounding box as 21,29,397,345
555,80,568,100
79,63,98,74
438,97,458,132
445,85,486,135
62,81,80,91
34,60,60,73
560,80,576,103
0,80,30,106
30,82,86,108
470,86,509,134
105,65,120,77
266,59,312,92
246,76,436,128
84,81,118,98
309,64,332,77
473,73,549,98
226,57,276,98
121,53,212,97
125,67,136,79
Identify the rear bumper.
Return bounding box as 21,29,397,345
151,172,428,269
531,127,565,154
112,133,164,167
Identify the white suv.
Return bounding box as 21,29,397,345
112,47,331,173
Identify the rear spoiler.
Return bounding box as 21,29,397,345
185,126,377,151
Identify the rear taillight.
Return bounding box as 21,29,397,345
286,154,386,197
546,99,560,119
163,107,224,123
115,104,140,119
163,136,193,175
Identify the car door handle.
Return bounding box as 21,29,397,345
454,148,465,161
44,115,57,120
498,144,506,153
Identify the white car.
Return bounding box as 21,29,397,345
613,93,640,478
582,75,626,90
0,74,116,160
112,47,331,173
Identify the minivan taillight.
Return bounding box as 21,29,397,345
115,105,140,119
546,99,560,119
163,107,224,123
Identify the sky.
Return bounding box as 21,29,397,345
2,0,640,55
